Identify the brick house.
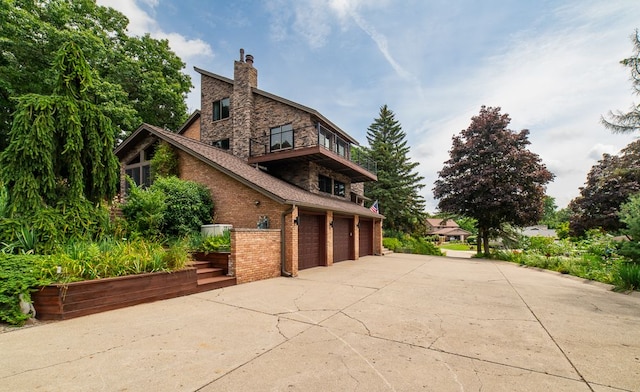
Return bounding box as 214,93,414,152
425,219,471,242
115,50,383,283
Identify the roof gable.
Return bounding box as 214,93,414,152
194,66,358,145
177,110,200,135
426,218,459,228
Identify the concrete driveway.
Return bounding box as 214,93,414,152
1,253,639,391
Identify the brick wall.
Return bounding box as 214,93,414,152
284,206,298,277
177,150,288,229
181,118,201,141
231,229,281,284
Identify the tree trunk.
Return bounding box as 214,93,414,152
483,232,490,257
476,228,482,254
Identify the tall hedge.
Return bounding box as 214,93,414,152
122,176,213,238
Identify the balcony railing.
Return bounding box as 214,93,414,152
249,124,377,175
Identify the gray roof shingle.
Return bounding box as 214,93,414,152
117,124,383,219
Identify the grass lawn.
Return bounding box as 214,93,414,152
438,243,474,251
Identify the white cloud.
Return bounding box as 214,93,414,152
96,0,213,113
96,0,213,61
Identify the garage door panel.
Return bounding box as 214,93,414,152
359,219,373,256
298,213,324,270
333,217,353,262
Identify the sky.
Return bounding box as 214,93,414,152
97,0,640,212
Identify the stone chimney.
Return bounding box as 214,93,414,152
232,49,258,159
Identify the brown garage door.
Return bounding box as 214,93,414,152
333,216,353,262
359,219,374,256
298,213,325,270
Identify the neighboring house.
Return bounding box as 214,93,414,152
115,50,383,282
425,219,472,242
521,225,557,238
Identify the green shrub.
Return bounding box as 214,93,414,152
526,236,555,254
202,230,231,252
383,237,402,251
0,199,113,254
163,239,191,270
0,254,48,326
122,177,213,239
152,176,213,237
411,237,443,256
121,181,166,238
383,235,443,256
40,238,187,282
617,263,640,291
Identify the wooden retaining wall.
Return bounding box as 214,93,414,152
33,268,197,320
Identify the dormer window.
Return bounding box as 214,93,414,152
213,98,230,121
270,124,293,151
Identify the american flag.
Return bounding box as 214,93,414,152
369,200,379,214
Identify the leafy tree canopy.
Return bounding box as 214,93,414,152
602,29,640,133
433,106,554,254
0,41,119,213
364,105,426,234
0,0,192,150
569,140,640,236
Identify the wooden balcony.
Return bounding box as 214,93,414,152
248,125,377,182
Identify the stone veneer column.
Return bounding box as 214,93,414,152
231,51,258,160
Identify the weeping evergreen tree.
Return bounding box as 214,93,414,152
364,105,426,234
0,41,118,214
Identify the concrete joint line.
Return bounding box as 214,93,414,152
494,264,596,392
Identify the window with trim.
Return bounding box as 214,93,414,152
270,124,293,151
213,98,230,121
125,144,156,191
319,175,332,194
334,180,345,197
212,138,230,150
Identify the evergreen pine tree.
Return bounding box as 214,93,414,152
364,105,426,233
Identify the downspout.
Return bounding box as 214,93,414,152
281,205,295,277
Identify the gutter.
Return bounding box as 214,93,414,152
280,205,295,277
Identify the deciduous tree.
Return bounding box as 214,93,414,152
364,105,426,234
433,106,554,254
0,0,191,150
569,140,640,236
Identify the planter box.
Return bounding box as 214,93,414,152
32,268,198,320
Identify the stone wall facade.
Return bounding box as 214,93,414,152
200,76,234,147
197,58,357,197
